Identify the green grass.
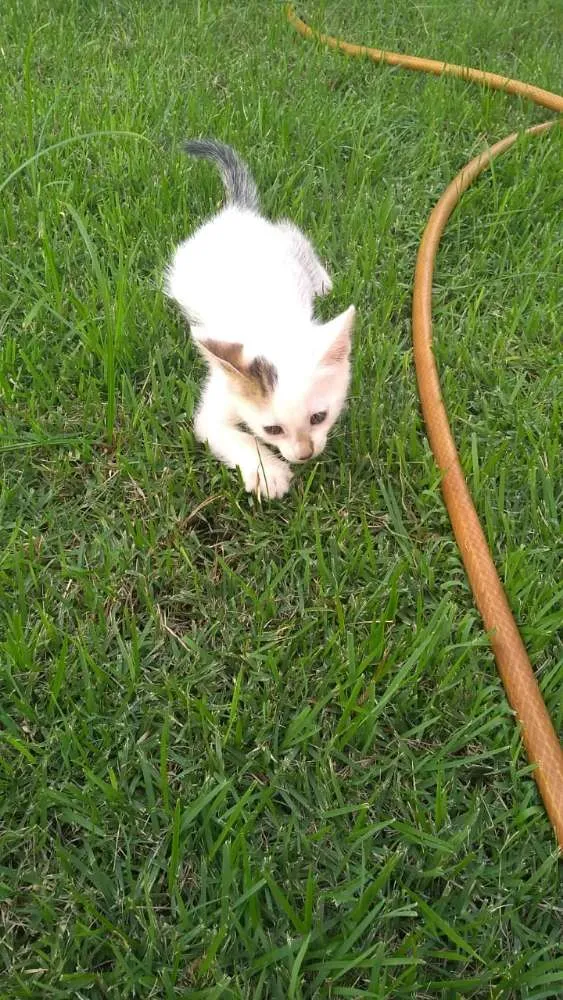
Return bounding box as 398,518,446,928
1,0,562,996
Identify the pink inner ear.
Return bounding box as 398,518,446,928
322,330,350,365
319,305,356,366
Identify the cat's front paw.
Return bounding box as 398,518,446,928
242,454,293,500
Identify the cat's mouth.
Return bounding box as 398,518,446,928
237,424,319,463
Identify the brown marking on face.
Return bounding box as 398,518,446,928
248,357,278,396
200,340,277,403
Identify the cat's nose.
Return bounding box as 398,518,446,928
296,443,314,462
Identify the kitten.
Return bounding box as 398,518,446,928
165,139,355,499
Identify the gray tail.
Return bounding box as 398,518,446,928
183,138,260,211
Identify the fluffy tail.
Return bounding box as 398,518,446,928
183,138,260,211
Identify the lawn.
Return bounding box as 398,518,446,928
1,0,562,996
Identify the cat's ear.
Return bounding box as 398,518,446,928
198,339,247,378
199,339,278,399
319,305,356,367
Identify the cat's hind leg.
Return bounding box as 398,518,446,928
276,220,333,296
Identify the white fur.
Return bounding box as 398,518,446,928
166,205,355,498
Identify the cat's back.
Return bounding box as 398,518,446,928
166,206,313,331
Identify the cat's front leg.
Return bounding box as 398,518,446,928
194,383,293,499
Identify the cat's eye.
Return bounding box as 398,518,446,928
310,411,327,426
263,424,284,436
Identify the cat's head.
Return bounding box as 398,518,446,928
198,305,355,463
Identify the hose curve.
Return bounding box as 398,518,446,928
287,5,563,847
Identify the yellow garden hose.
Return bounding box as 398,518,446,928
286,6,563,848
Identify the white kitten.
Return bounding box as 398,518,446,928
165,139,355,499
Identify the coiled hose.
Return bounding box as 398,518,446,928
287,5,563,848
